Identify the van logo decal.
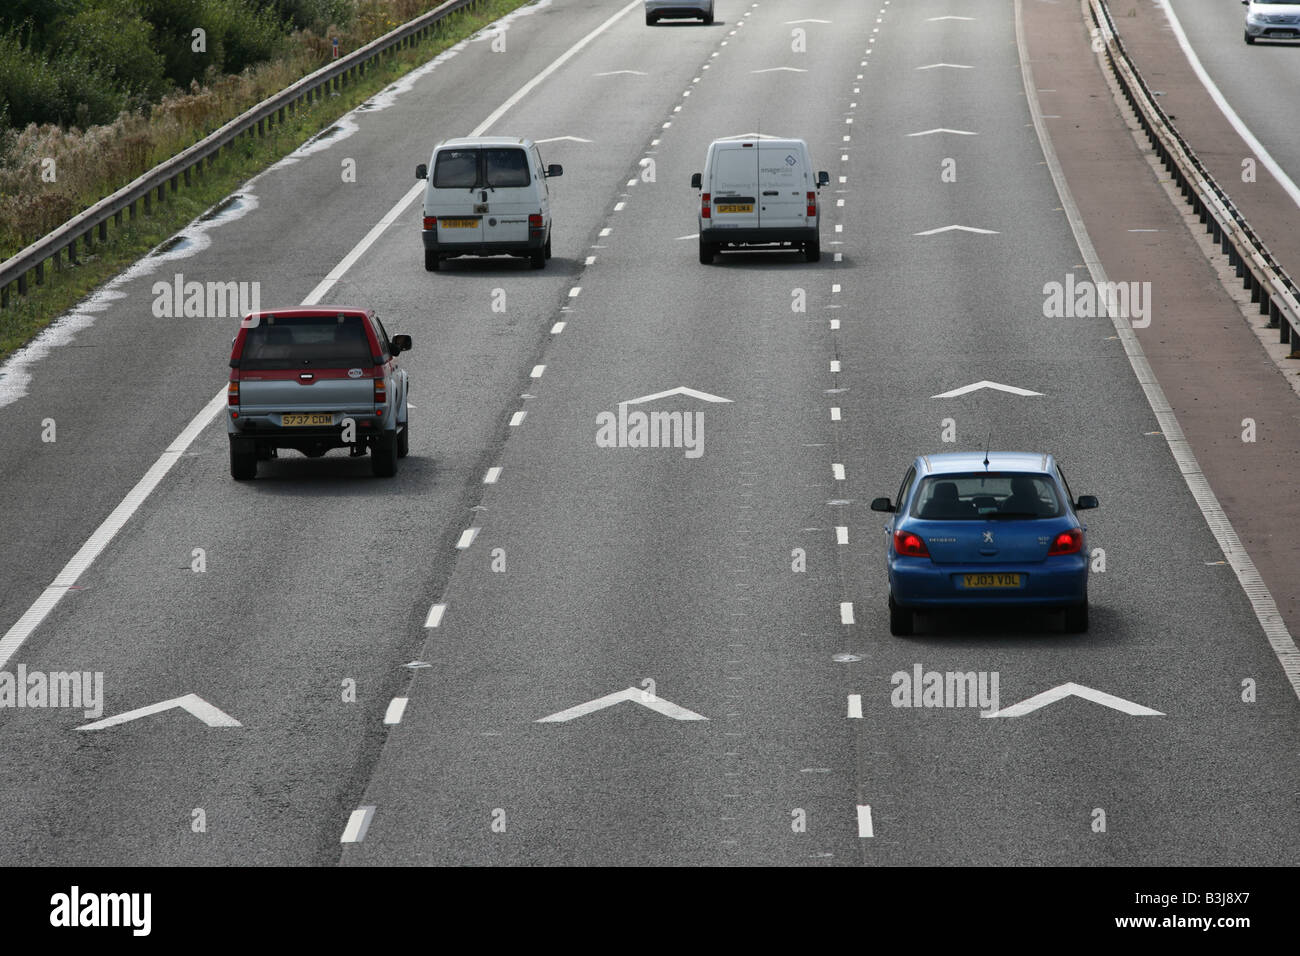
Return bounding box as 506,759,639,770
785,154,798,166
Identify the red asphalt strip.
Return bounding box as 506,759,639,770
1023,0,1300,633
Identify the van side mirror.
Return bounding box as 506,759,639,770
690,172,702,189
1075,495,1098,510
415,163,427,180
870,497,895,513
817,171,830,187
546,164,563,177
390,334,412,355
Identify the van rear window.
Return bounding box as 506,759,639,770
240,314,373,370
484,148,530,187
433,149,478,188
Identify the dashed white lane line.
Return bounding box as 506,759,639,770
424,603,447,628
384,698,408,725
599,227,611,236
341,806,376,843
530,365,546,378
830,318,840,330
568,286,582,298
584,255,596,265
615,201,627,210
831,407,841,421
484,466,502,484
510,410,526,426
832,463,846,480
847,694,862,718
835,224,843,233
832,283,841,293
836,526,849,545
840,602,855,625
830,360,841,372
456,527,480,550
551,321,566,334
857,805,874,838
834,252,843,262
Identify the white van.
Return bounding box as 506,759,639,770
690,136,829,263
415,136,563,271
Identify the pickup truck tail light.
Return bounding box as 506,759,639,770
423,216,437,230
701,193,711,219
227,382,239,406
374,378,387,405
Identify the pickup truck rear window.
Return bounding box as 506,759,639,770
240,314,373,370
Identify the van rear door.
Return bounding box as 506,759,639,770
429,147,484,246
710,143,760,231
757,142,808,230
480,147,533,246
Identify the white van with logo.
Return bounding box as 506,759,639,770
690,136,829,263
415,136,563,271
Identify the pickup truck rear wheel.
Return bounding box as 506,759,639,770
424,250,439,272
372,430,399,477
230,439,257,480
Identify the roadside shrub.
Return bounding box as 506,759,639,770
203,0,291,76
55,3,169,107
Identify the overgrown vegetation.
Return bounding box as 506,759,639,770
0,0,484,259
0,0,530,361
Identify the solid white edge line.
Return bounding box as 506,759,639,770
1017,0,1300,698
341,806,376,843
0,1,645,668
1153,0,1300,210
383,697,409,725
0,390,227,670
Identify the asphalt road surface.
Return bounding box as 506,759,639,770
0,0,1297,867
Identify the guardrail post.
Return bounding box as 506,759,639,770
1,284,8,308
1260,289,1272,319
98,221,107,242
34,261,43,286
114,210,123,229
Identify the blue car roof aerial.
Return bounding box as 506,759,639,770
916,452,1055,474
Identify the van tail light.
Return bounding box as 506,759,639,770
1049,528,1084,555
374,378,387,405
806,191,817,217
893,529,930,558
423,216,437,230
701,192,711,219
227,382,239,406
528,213,543,229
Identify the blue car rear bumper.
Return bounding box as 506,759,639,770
889,555,1087,609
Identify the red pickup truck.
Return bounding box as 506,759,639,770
226,307,411,479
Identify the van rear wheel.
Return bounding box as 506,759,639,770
699,240,716,264
702,12,714,25
424,250,439,272
529,248,546,269
805,239,821,263
544,235,552,259
646,13,656,25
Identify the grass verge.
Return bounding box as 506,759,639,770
0,0,533,364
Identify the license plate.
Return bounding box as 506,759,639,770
282,413,333,426
962,573,1021,589
441,218,479,228
716,203,754,214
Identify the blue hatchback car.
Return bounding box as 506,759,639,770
871,452,1098,635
